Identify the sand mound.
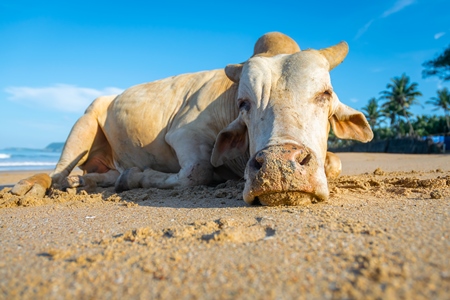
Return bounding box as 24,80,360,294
330,169,450,199
2,169,448,209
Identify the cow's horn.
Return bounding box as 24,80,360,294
319,41,349,70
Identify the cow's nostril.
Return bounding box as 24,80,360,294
299,153,312,166
253,159,263,170
250,153,264,170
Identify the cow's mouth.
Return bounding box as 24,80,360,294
246,191,325,206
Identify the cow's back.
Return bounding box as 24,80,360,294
102,69,237,173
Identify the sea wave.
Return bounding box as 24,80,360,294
0,153,11,159
0,162,56,167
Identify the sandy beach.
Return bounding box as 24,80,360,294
0,153,449,299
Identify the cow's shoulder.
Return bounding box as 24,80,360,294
84,95,117,127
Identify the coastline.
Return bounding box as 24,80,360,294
1,153,449,187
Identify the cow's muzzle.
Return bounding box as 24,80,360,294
243,144,329,206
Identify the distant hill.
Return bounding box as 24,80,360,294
1,142,65,153
44,143,65,152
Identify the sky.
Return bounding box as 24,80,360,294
1,0,449,149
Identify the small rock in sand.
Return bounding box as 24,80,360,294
373,168,385,176
430,190,442,199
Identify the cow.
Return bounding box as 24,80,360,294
11,32,373,206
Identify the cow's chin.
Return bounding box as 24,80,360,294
243,190,328,206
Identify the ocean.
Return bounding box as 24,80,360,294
0,149,61,172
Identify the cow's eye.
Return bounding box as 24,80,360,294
316,89,332,104
238,99,251,111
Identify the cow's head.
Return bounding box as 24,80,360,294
211,33,373,206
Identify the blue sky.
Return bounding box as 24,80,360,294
1,0,449,149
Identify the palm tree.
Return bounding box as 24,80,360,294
413,115,430,136
362,97,383,129
426,87,450,132
380,90,415,137
379,74,422,136
422,44,450,82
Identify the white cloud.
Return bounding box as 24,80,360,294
381,0,416,18
350,98,359,103
434,32,446,40
5,84,124,113
355,19,375,40
370,67,385,73
355,0,416,39
425,77,445,90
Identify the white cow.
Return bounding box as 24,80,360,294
12,32,373,205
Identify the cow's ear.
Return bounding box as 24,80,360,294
225,63,243,83
211,117,248,167
329,103,373,142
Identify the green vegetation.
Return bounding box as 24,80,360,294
423,44,450,81
330,45,450,150
379,73,422,136
362,98,383,129
426,87,450,131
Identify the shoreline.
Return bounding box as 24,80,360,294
1,153,450,188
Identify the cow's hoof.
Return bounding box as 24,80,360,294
325,152,342,179
10,173,52,198
115,167,142,192
77,177,97,193
62,175,84,189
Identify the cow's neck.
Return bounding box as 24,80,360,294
209,74,240,131
210,73,249,178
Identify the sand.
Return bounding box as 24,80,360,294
0,153,449,299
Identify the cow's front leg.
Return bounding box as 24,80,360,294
115,128,214,192
62,170,120,192
115,160,213,192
